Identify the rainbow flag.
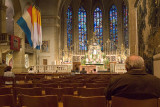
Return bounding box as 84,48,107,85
17,5,42,49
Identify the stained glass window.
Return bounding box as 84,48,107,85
94,7,103,50
78,7,87,50
109,5,118,49
67,6,72,49
123,4,129,48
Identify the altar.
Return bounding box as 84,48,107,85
78,37,106,73
60,32,130,73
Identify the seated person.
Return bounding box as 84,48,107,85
105,55,160,100
80,68,87,74
75,67,79,73
93,69,97,73
4,66,15,84
28,67,34,73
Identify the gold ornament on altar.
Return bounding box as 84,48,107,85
85,32,104,64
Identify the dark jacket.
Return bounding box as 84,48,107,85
105,69,160,100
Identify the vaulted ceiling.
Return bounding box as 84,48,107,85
9,0,134,17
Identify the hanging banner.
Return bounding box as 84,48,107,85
10,35,21,51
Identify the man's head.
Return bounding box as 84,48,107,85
125,55,144,71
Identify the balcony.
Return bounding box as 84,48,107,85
0,33,11,53
0,33,10,45
0,33,34,53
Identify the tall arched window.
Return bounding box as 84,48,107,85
123,3,129,48
94,7,103,50
67,6,73,49
78,7,87,50
109,5,118,49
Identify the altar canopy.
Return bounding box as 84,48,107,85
86,43,104,64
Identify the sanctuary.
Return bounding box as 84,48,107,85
60,32,129,73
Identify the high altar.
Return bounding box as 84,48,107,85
60,32,130,73
80,41,104,73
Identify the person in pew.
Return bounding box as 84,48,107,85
4,66,15,77
28,67,34,73
93,69,97,74
4,66,15,84
105,55,160,100
80,68,87,74
75,66,80,73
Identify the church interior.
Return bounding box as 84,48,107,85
0,0,160,106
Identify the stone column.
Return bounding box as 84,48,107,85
39,15,60,65
0,0,6,63
87,7,93,45
63,8,68,52
128,0,138,55
73,7,79,54
0,0,7,33
103,7,108,51
55,22,60,63
117,3,123,48
12,14,27,73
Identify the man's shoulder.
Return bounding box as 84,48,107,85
111,72,160,82
145,73,160,81
110,74,127,82
112,74,128,79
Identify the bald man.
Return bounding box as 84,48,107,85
105,55,160,100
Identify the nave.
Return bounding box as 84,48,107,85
1,0,160,106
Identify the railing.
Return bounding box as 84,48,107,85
25,43,34,53
32,65,72,73
0,33,10,44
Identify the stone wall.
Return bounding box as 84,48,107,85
38,0,60,65
136,0,160,74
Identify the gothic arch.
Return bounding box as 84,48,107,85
92,0,103,11
123,0,129,8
